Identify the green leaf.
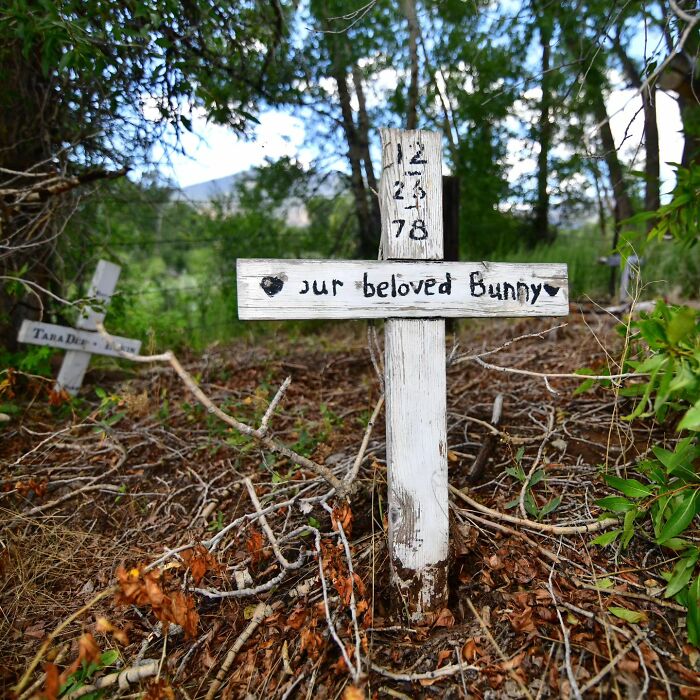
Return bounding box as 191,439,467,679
608,606,647,624
524,491,538,518
665,550,700,598
688,575,700,647
666,307,697,345
596,495,635,513
678,401,700,432
653,359,675,414
99,649,120,666
657,490,700,544
595,577,615,589
539,495,561,517
529,469,545,487
670,362,696,393
653,438,699,475
591,529,622,546
604,475,653,498
308,516,320,529
623,361,664,421
621,508,637,549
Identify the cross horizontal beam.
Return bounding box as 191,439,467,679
18,320,142,358
237,259,568,320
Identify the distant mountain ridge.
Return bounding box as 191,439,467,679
172,169,347,227
174,173,245,203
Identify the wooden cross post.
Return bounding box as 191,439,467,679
237,128,568,621
17,260,142,395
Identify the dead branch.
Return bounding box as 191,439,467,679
449,485,619,535
205,602,271,700
244,478,305,571
343,393,384,485
64,660,158,699
95,323,346,494
370,661,479,682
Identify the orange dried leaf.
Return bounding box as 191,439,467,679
143,678,175,700
433,608,455,628
342,686,365,700
331,503,353,537
437,649,452,667
286,606,307,630
43,663,60,700
95,616,129,645
78,632,102,666
246,528,265,566
48,388,70,406
182,545,220,585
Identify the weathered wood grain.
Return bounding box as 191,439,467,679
237,259,568,319
380,128,448,620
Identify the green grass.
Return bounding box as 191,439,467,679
497,229,613,300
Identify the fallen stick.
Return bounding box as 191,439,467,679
449,484,619,535
370,661,479,682
205,602,271,700
467,393,502,483
64,660,159,699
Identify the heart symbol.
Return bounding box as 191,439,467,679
261,276,284,297
544,284,559,297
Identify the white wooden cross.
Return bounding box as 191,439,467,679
17,260,142,396
237,129,568,621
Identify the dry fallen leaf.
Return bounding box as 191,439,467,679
342,685,365,700
433,607,455,628
95,616,129,645
43,662,60,700
437,648,452,667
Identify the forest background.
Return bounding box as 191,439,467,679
2,0,699,364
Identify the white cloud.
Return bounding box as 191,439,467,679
608,88,684,197
154,111,310,188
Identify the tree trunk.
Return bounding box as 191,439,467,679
352,66,381,245
332,63,376,258
533,15,553,244
613,38,660,228
402,0,420,130
591,83,635,225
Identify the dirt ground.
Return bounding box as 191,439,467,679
2,309,700,699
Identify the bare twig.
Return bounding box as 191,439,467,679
313,528,359,682
450,485,619,535
344,394,384,485
257,376,292,436
547,551,583,700
244,478,305,571
64,660,159,699
205,602,271,700
322,502,362,680
370,661,479,682
472,356,642,382
465,597,534,700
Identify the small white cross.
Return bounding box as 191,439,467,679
17,260,142,395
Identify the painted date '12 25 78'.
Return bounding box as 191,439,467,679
392,141,429,240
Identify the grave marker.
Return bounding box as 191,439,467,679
17,260,141,395
237,129,569,621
